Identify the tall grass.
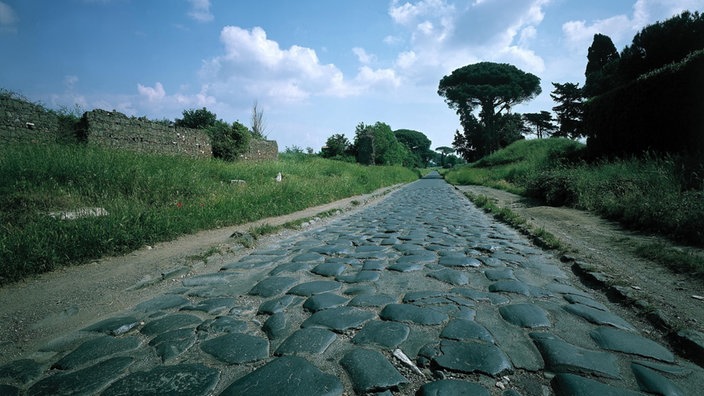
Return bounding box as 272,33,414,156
0,144,417,283
445,139,704,247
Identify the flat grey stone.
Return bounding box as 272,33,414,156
82,316,140,336
439,255,482,268
380,303,448,325
269,262,311,275
180,297,235,314
362,260,387,271
52,335,140,370
340,348,408,393
563,303,636,331
291,252,325,263
440,319,494,342
352,320,410,348
149,328,196,362
311,244,354,256
590,326,674,362
0,359,43,384
484,268,516,281
488,280,531,296
632,360,691,376
387,262,424,272
418,379,490,396
102,363,219,396
530,332,620,379
499,303,552,328
396,253,437,265
402,291,450,303
546,283,592,297
220,356,343,396
431,340,512,376
303,292,348,312
274,328,337,356
140,313,201,336
133,294,189,313
336,270,380,283
344,285,376,295
258,295,301,314
200,333,269,364
564,294,609,311
427,268,469,285
348,294,396,307
672,329,704,366
199,316,248,333
311,262,347,277
301,307,375,332
451,288,511,305
631,363,685,396
288,280,341,296
182,272,232,286
551,373,643,396
249,276,298,298
263,312,288,340
30,357,133,396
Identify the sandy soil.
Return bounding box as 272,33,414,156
2,181,702,366
0,185,401,365
457,185,704,337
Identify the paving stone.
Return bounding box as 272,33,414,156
343,285,377,295
672,329,704,366
488,280,532,296
29,357,133,396
551,373,643,396
52,335,140,370
301,307,375,332
348,293,396,307
402,291,450,303
303,292,349,312
149,328,196,362
340,348,408,393
546,283,591,297
180,297,235,315
632,360,691,376
0,385,19,396
102,363,219,396
417,379,490,396
288,280,341,296
451,288,511,305
133,294,189,313
249,276,298,298
631,363,686,396
440,319,494,342
0,359,43,384
82,316,140,336
379,304,448,325
590,326,675,362
499,303,552,328
478,256,504,267
429,340,512,376
274,328,337,356
563,303,636,331
439,255,482,268
258,295,301,314
427,268,469,285
198,316,248,333
484,268,516,281
220,356,343,396
200,333,269,364
396,253,437,265
336,270,381,283
311,262,347,277
387,262,425,272
363,260,387,271
263,312,288,340
140,313,202,336
352,320,410,348
529,332,621,379
563,294,609,311
181,272,233,286
291,252,325,263
269,262,312,275
310,244,354,256
186,284,239,298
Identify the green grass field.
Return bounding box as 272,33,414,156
0,144,418,283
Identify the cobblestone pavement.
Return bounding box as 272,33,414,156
2,172,703,395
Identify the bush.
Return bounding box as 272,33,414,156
209,121,251,161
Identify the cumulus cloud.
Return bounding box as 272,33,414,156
200,26,402,104
187,0,213,23
0,1,18,33
138,82,166,102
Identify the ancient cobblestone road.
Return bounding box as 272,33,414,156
2,173,703,395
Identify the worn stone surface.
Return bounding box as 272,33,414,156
379,303,448,325
288,280,341,296
551,373,643,396
140,313,201,336
352,320,410,348
149,328,196,362
275,328,337,356
563,303,636,331
631,363,686,396
301,306,375,332
440,319,494,343
499,303,552,328
418,379,490,396
200,333,269,364
590,326,675,362
530,332,620,379
340,348,408,393
249,276,298,298
428,340,513,376
52,336,140,370
30,357,133,396
102,363,219,396
82,316,140,336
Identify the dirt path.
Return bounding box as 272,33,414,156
0,185,401,365
457,185,704,338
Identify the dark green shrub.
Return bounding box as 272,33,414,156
209,121,251,161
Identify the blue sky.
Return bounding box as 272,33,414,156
1,0,702,151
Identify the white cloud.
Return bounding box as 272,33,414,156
138,82,166,102
0,1,17,33
353,47,375,64
187,0,213,23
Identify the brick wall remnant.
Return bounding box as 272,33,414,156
0,96,59,144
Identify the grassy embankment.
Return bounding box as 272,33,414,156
0,144,418,284
445,138,704,277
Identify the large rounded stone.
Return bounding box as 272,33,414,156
200,333,269,364
102,363,218,396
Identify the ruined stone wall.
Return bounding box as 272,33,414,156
242,139,278,161
0,96,59,144
82,109,212,157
